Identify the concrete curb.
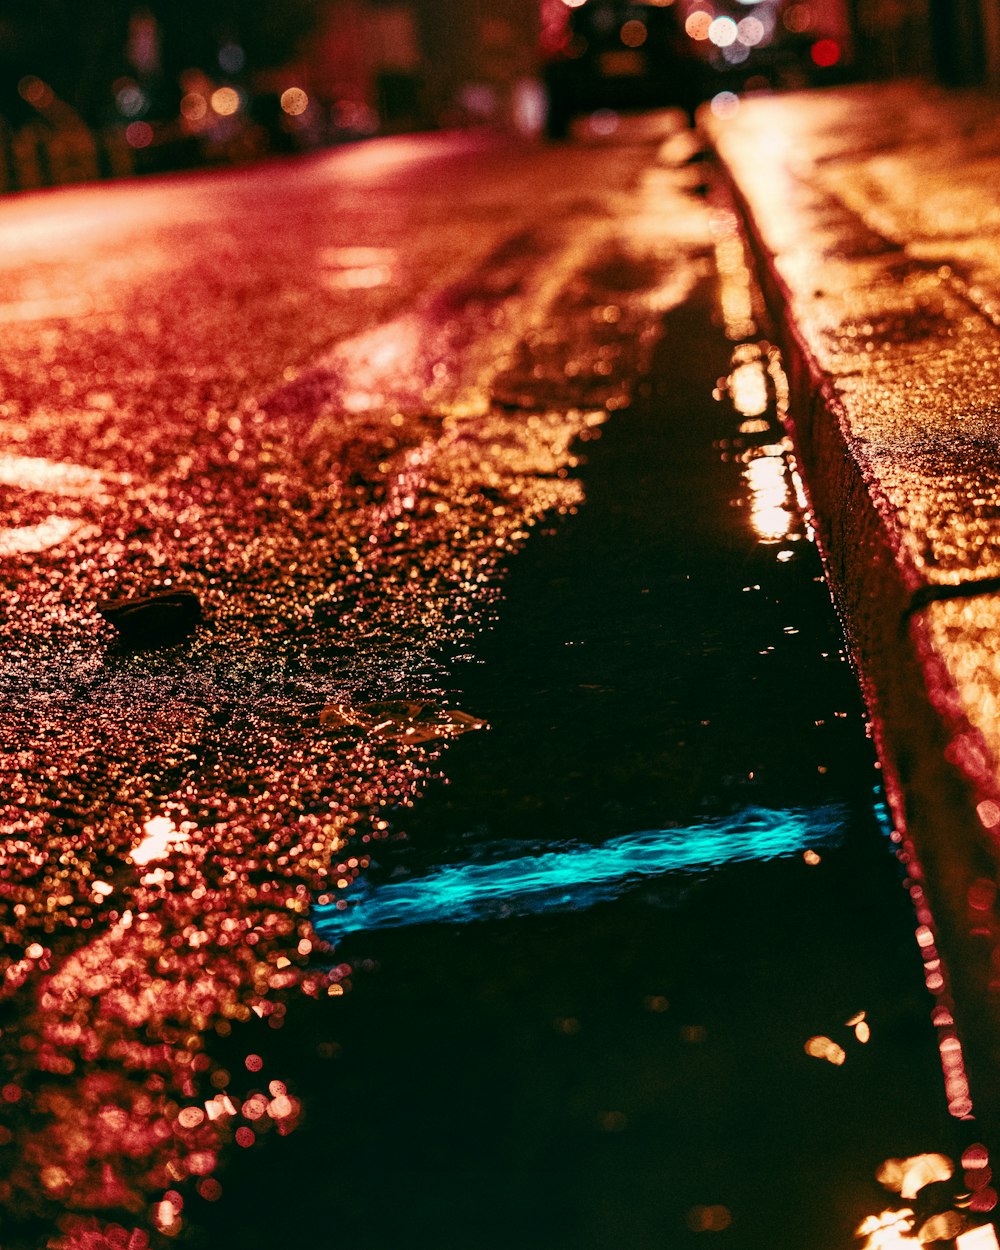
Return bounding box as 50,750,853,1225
704,85,1000,1134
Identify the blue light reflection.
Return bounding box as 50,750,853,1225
316,804,847,938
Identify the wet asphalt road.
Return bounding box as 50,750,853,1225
0,117,978,1248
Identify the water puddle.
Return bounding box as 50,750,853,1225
284,282,987,1249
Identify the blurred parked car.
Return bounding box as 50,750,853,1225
544,1,702,137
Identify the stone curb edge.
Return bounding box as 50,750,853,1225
706,121,1000,1134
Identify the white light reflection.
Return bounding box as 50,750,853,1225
129,815,190,867
323,267,393,290
334,316,424,405
319,247,396,269
319,247,395,291
729,359,769,416
856,1208,915,1250
711,92,741,120
709,16,738,46
737,16,765,45
0,297,95,323
744,451,796,542
958,1226,1000,1248
0,454,123,496
0,517,86,556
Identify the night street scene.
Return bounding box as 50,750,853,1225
4,1,1000,1248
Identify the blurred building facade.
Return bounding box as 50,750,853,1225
926,0,1000,86
0,0,999,192
847,0,1000,85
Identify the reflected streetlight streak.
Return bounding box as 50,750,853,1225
744,449,796,542
0,453,125,496
0,517,88,556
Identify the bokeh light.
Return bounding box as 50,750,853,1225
784,3,814,32
710,91,740,120
709,16,739,46
210,87,240,117
18,75,54,107
280,88,309,117
620,19,647,47
957,1226,1000,1247
687,1206,733,1232
685,10,713,40
811,38,841,66
180,93,208,122
116,85,148,118
124,121,154,149
589,108,620,135
856,1208,915,1249
737,16,765,46
805,1035,846,1065
218,43,246,74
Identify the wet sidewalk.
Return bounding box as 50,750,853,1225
704,82,1000,1130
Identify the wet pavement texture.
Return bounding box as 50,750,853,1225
0,115,981,1248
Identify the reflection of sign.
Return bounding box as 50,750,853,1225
317,804,848,936
599,50,647,77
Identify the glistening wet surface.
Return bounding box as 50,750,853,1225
0,122,986,1249
203,287,973,1249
